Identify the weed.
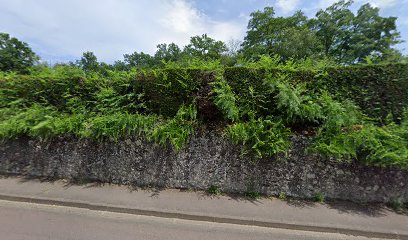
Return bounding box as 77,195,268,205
278,192,287,200
389,198,403,210
246,191,261,200
208,185,222,195
313,192,325,203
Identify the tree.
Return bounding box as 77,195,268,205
242,1,402,64
226,39,242,58
183,34,227,59
350,3,401,63
311,0,401,63
0,32,39,73
310,0,354,62
154,43,181,62
112,60,128,71
123,51,156,68
77,51,100,72
242,9,321,60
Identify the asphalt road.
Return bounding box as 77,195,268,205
0,200,387,240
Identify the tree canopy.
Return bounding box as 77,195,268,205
0,33,39,73
242,0,402,64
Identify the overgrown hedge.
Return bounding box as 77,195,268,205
1,63,407,120
1,62,408,169
224,63,408,121
324,63,408,121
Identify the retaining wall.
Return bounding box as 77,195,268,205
1,133,407,203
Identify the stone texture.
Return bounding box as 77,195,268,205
1,133,407,203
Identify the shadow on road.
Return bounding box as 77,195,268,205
2,174,407,217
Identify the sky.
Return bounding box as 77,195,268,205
1,0,407,64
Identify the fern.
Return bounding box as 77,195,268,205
227,117,290,158
150,104,197,151
211,76,239,121
311,109,408,169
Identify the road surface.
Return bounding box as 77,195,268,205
0,200,387,240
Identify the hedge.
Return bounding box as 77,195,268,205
1,63,407,120
1,63,408,168
224,63,408,121
323,63,408,121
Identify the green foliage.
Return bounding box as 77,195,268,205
93,87,146,114
1,59,408,168
211,76,239,122
227,118,290,158
242,8,320,61
183,34,227,60
278,192,287,200
312,117,408,169
150,104,197,151
313,192,325,203
264,74,324,124
0,104,159,141
245,191,261,199
389,198,403,210
140,68,203,116
77,51,100,73
154,43,182,63
83,113,159,142
318,63,408,121
223,61,408,121
0,33,39,73
208,185,222,195
0,104,57,139
242,1,402,64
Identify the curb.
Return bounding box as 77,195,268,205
0,194,406,240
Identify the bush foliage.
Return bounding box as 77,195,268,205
1,58,408,168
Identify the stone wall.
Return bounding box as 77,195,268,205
1,133,407,203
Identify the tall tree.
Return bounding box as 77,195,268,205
311,0,401,63
183,34,227,59
310,0,354,62
77,51,99,72
0,32,39,73
154,43,181,62
123,52,156,68
242,8,321,60
350,3,401,62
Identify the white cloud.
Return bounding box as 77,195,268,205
317,0,339,9
356,0,397,9
275,0,301,14
318,0,398,9
0,0,246,63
